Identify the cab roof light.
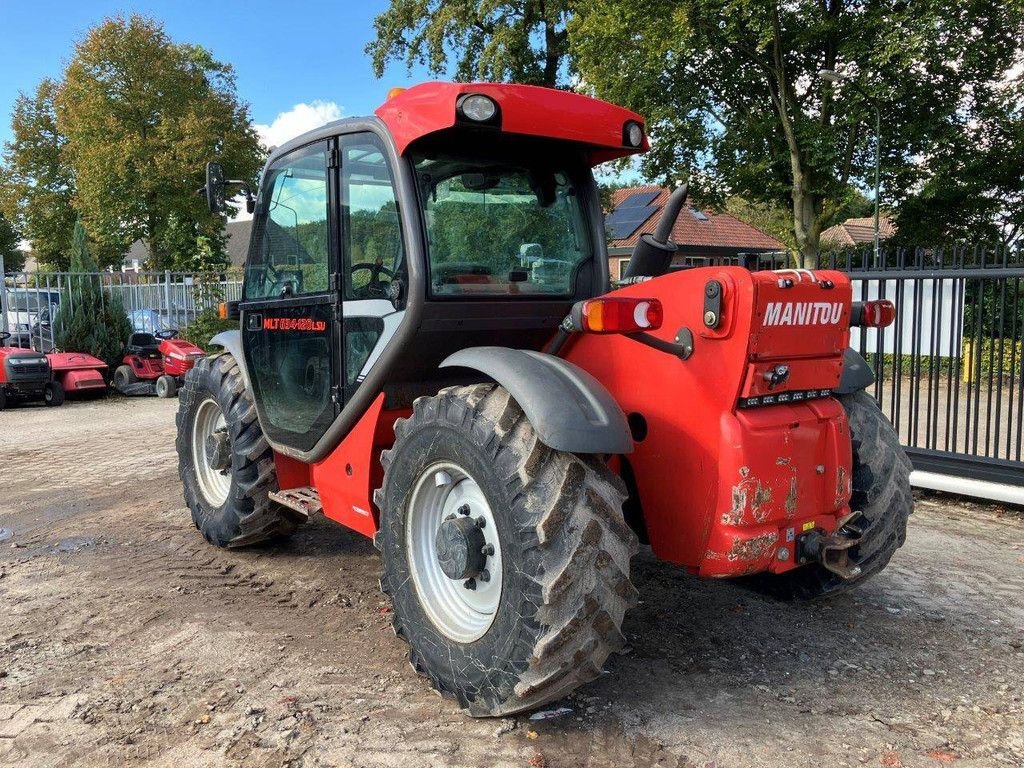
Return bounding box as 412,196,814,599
852,299,896,328
623,120,645,147
455,93,501,126
570,297,663,334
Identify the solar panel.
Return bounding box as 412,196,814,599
606,205,657,239
689,208,709,222
616,190,659,209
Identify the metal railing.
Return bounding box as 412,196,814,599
1,264,243,352
814,244,1024,487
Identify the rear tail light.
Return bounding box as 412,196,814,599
852,300,896,328
572,297,663,334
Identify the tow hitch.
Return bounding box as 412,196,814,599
796,511,865,579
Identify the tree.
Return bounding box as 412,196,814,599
53,219,131,369
367,0,573,87
570,0,1024,262
0,213,25,273
52,14,264,269
0,79,77,269
895,79,1024,249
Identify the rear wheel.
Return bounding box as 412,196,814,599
113,365,137,391
377,384,638,716
44,381,65,407
176,353,304,547
156,374,177,398
744,390,913,599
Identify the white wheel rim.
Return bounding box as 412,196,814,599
191,398,231,508
406,461,503,643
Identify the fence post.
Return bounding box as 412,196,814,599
164,270,172,327
0,252,7,339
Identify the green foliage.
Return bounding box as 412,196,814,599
963,338,1024,380
180,310,236,353
570,0,1024,260
53,220,132,369
0,79,76,269
895,83,1024,249
367,0,572,86
0,213,24,272
2,15,264,270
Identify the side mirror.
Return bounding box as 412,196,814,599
205,162,227,213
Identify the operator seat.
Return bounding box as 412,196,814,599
127,332,161,357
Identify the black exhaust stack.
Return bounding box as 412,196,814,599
623,183,689,279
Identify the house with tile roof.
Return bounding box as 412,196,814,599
606,186,786,280
819,216,895,249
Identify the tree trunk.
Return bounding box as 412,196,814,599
789,161,821,268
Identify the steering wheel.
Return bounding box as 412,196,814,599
155,329,180,340
351,262,395,299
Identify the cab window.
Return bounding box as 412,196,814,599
411,149,592,297
244,142,331,300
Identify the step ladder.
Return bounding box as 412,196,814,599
269,487,322,518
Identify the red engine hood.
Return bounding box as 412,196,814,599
160,338,204,356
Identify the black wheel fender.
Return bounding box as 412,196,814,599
209,330,250,390
439,347,633,455
834,348,875,395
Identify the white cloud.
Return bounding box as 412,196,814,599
255,100,344,150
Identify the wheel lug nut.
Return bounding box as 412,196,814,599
463,578,476,590
481,543,494,556
479,569,490,583
458,504,470,516
475,517,486,529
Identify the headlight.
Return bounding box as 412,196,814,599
458,93,499,123
624,120,644,147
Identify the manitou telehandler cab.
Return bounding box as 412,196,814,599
177,82,912,717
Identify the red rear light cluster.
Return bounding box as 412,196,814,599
576,298,663,334
855,300,896,328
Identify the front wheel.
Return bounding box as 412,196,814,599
155,374,177,398
744,390,913,599
376,384,638,716
176,353,304,547
44,381,65,407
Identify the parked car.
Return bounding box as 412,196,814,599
4,288,60,335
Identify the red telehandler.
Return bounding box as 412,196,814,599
176,82,912,717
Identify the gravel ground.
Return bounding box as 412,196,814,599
0,396,1022,768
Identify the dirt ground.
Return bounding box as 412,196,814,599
1,397,1022,768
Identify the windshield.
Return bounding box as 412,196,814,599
411,150,592,297
9,291,60,311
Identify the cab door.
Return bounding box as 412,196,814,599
240,139,341,453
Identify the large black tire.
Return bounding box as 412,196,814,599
745,390,913,600
176,353,304,548
376,383,638,716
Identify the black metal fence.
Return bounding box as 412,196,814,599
813,244,1024,487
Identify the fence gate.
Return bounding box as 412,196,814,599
816,245,1024,489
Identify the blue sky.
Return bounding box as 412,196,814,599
0,0,431,148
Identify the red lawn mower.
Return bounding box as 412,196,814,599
46,350,109,398
114,329,204,398
0,331,63,409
